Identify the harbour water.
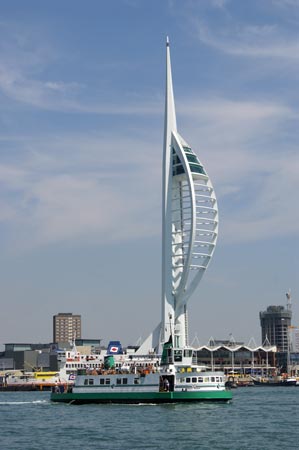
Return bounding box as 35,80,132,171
1,387,298,450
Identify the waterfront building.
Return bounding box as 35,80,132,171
53,313,82,344
1,343,57,371
75,339,102,355
260,305,292,352
195,342,277,376
138,38,218,353
0,340,102,372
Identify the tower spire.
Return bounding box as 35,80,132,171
161,37,177,345
164,37,177,143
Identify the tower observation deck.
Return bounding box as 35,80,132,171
137,39,218,353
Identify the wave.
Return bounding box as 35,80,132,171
0,400,48,405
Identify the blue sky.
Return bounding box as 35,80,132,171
0,0,298,349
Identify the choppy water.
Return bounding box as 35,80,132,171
0,387,298,450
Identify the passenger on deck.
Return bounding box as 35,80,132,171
163,378,170,392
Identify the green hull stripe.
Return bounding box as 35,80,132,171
51,390,232,404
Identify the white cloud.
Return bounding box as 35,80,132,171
179,98,293,122
273,0,299,7
0,17,297,250
0,22,161,114
179,96,298,244
0,61,161,114
1,94,297,252
219,151,299,243
196,21,299,59
0,134,162,251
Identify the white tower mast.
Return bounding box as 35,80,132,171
161,37,219,348
161,36,177,345
137,38,218,354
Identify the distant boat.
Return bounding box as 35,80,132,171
251,376,297,386
0,371,67,391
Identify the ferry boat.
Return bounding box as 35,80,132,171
2,371,68,391
251,376,297,386
56,340,160,380
51,339,232,404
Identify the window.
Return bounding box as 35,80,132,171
198,377,203,383
211,377,215,382
105,379,110,385
116,378,122,385
189,164,205,174
134,378,140,385
173,165,185,176
122,378,128,385
174,350,182,362
186,154,199,164
192,377,197,383
84,379,88,385
100,379,105,385
172,155,181,165
89,379,94,385
186,378,191,383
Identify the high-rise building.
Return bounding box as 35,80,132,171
53,313,81,343
137,38,218,353
259,306,291,351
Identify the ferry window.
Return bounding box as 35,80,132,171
116,378,122,385
105,379,110,385
220,377,223,382
184,350,192,358
211,377,215,382
204,377,209,383
122,378,128,385
89,379,94,385
186,378,191,383
216,377,220,382
134,378,140,385
174,350,182,362
198,377,203,383
84,379,88,385
192,377,197,383
100,379,105,385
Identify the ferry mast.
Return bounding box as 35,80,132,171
161,37,219,348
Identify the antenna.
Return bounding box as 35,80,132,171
286,289,292,311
